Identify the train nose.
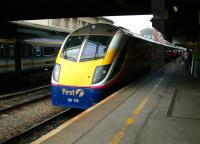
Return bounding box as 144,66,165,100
58,59,103,87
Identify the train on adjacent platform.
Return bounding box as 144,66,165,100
51,23,181,109
0,21,70,93
0,21,69,75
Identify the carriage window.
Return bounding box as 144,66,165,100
43,47,56,56
36,46,41,56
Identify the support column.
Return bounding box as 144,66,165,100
151,0,167,38
15,38,22,74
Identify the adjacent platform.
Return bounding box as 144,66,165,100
33,58,200,144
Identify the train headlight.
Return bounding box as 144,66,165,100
92,65,110,84
52,64,61,82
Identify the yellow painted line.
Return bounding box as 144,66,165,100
109,125,128,144
109,96,150,144
109,76,163,144
132,97,149,115
109,117,135,144
126,117,135,125
32,89,124,144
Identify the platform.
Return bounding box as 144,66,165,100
33,58,200,144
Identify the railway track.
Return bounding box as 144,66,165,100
0,85,51,113
1,108,82,144
0,84,82,144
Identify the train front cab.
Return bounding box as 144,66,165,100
51,24,122,109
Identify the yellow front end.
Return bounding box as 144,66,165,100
57,58,104,87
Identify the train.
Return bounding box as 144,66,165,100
51,23,181,109
0,21,70,92
0,21,69,75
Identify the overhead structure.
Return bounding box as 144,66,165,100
151,0,200,48
0,0,199,47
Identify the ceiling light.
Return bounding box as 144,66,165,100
173,6,178,12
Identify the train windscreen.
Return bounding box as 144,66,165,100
61,36,85,61
61,35,111,62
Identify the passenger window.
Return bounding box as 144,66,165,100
43,47,56,56
36,46,41,56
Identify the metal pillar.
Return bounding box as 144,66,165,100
151,0,167,39
15,38,22,74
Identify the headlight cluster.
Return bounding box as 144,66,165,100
92,64,110,84
52,64,61,82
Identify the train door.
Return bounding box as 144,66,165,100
22,43,33,71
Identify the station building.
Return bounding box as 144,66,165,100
22,17,114,31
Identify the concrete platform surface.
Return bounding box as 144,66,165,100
32,59,200,144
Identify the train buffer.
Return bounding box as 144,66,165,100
33,60,200,144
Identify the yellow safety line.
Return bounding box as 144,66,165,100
132,97,149,115
109,96,149,144
109,76,164,144
109,117,135,144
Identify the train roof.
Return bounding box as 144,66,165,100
119,27,162,45
9,21,71,34
118,25,185,50
72,23,183,50
81,23,165,46
71,23,119,36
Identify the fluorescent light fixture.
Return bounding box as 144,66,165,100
173,6,178,12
